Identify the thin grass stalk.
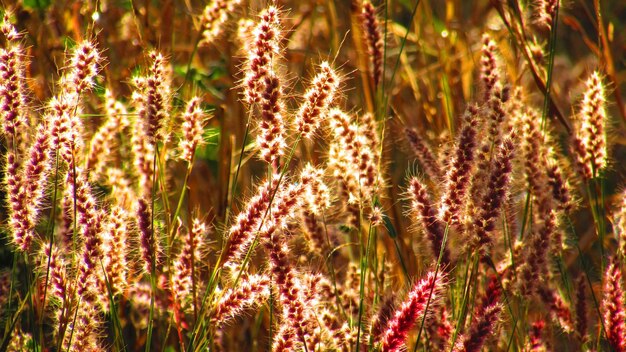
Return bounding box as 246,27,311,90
5,252,17,343
65,293,82,352
168,119,204,259
350,3,374,115
99,260,126,352
157,143,172,237
388,226,410,282
268,277,274,351
540,0,560,132
372,116,410,282
383,0,421,115
414,223,450,351
504,314,519,352
0,283,28,352
58,152,80,351
321,211,350,321
560,213,606,346
597,170,607,269
355,221,375,352
145,146,158,352
491,1,570,132
224,110,252,226
448,252,480,352
380,0,389,107
161,315,176,352
24,254,38,352
502,208,516,270
202,111,251,345
585,179,605,266
519,188,532,240
39,150,60,344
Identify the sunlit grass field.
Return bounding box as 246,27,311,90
1,0,626,351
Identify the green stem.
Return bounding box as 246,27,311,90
540,1,560,132
414,223,450,351
355,222,375,352
145,144,159,352
448,252,479,352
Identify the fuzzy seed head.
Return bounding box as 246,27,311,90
474,136,516,248
256,71,287,166
302,164,331,215
87,90,129,176
572,71,607,179
243,6,282,105
64,41,101,94
409,177,450,265
100,206,129,296
133,51,171,143
603,258,626,352
199,0,242,45
136,198,159,274
438,107,478,224
296,61,340,139
212,274,270,326
179,97,207,163
535,0,559,29
405,128,442,181
222,177,277,269
1,14,20,42
0,21,28,140
480,34,501,102
379,271,445,352
362,1,384,88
